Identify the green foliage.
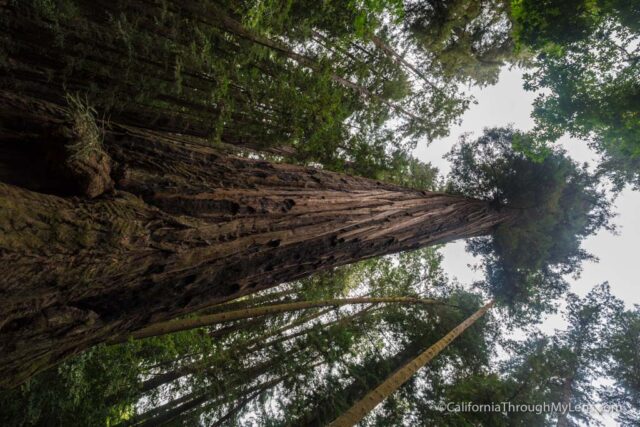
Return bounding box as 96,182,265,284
416,283,623,427
287,289,495,427
422,372,550,426
405,0,524,86
447,128,613,318
0,330,215,426
553,283,623,423
3,0,480,184
602,305,640,425
511,0,640,190
510,0,601,48
0,344,140,426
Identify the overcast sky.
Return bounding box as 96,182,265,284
413,67,639,426
414,67,639,308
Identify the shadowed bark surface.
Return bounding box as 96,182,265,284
0,0,519,387
0,92,515,387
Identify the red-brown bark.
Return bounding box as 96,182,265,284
0,92,516,387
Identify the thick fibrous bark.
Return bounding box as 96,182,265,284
0,91,514,387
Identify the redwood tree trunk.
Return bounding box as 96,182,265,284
120,296,436,341
328,301,495,427
0,92,514,387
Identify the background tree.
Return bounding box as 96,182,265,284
0,0,473,183
0,247,492,426
550,285,623,426
285,290,496,427
510,0,640,190
327,300,495,427
405,0,527,86
446,128,613,322
602,305,640,425
399,284,623,427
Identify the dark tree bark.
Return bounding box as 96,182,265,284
0,90,515,387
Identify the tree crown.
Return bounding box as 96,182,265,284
447,128,613,317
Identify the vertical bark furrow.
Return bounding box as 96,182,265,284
0,32,516,388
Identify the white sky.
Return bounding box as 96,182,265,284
414,67,639,308
413,67,639,426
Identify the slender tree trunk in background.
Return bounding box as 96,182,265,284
125,393,196,427
138,305,373,395
208,316,270,339
189,360,326,427
369,35,440,93
137,332,301,394
132,391,209,427
213,304,336,342
556,337,584,427
244,304,375,357
556,375,574,427
241,306,336,345
118,296,438,341
200,287,300,315
328,301,495,427
210,389,263,427
295,331,437,426
128,358,322,427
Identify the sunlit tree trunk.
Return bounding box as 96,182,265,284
328,300,495,427
138,305,373,395
118,296,438,341
201,287,300,315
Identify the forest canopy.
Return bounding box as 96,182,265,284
0,0,639,426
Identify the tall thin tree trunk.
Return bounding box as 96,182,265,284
118,297,437,341
369,35,441,93
244,304,375,355
328,300,495,427
130,358,288,426
200,287,300,315
128,357,322,427
138,305,373,394
209,388,263,427
188,360,326,427
557,329,585,427
241,306,336,346
556,375,574,427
